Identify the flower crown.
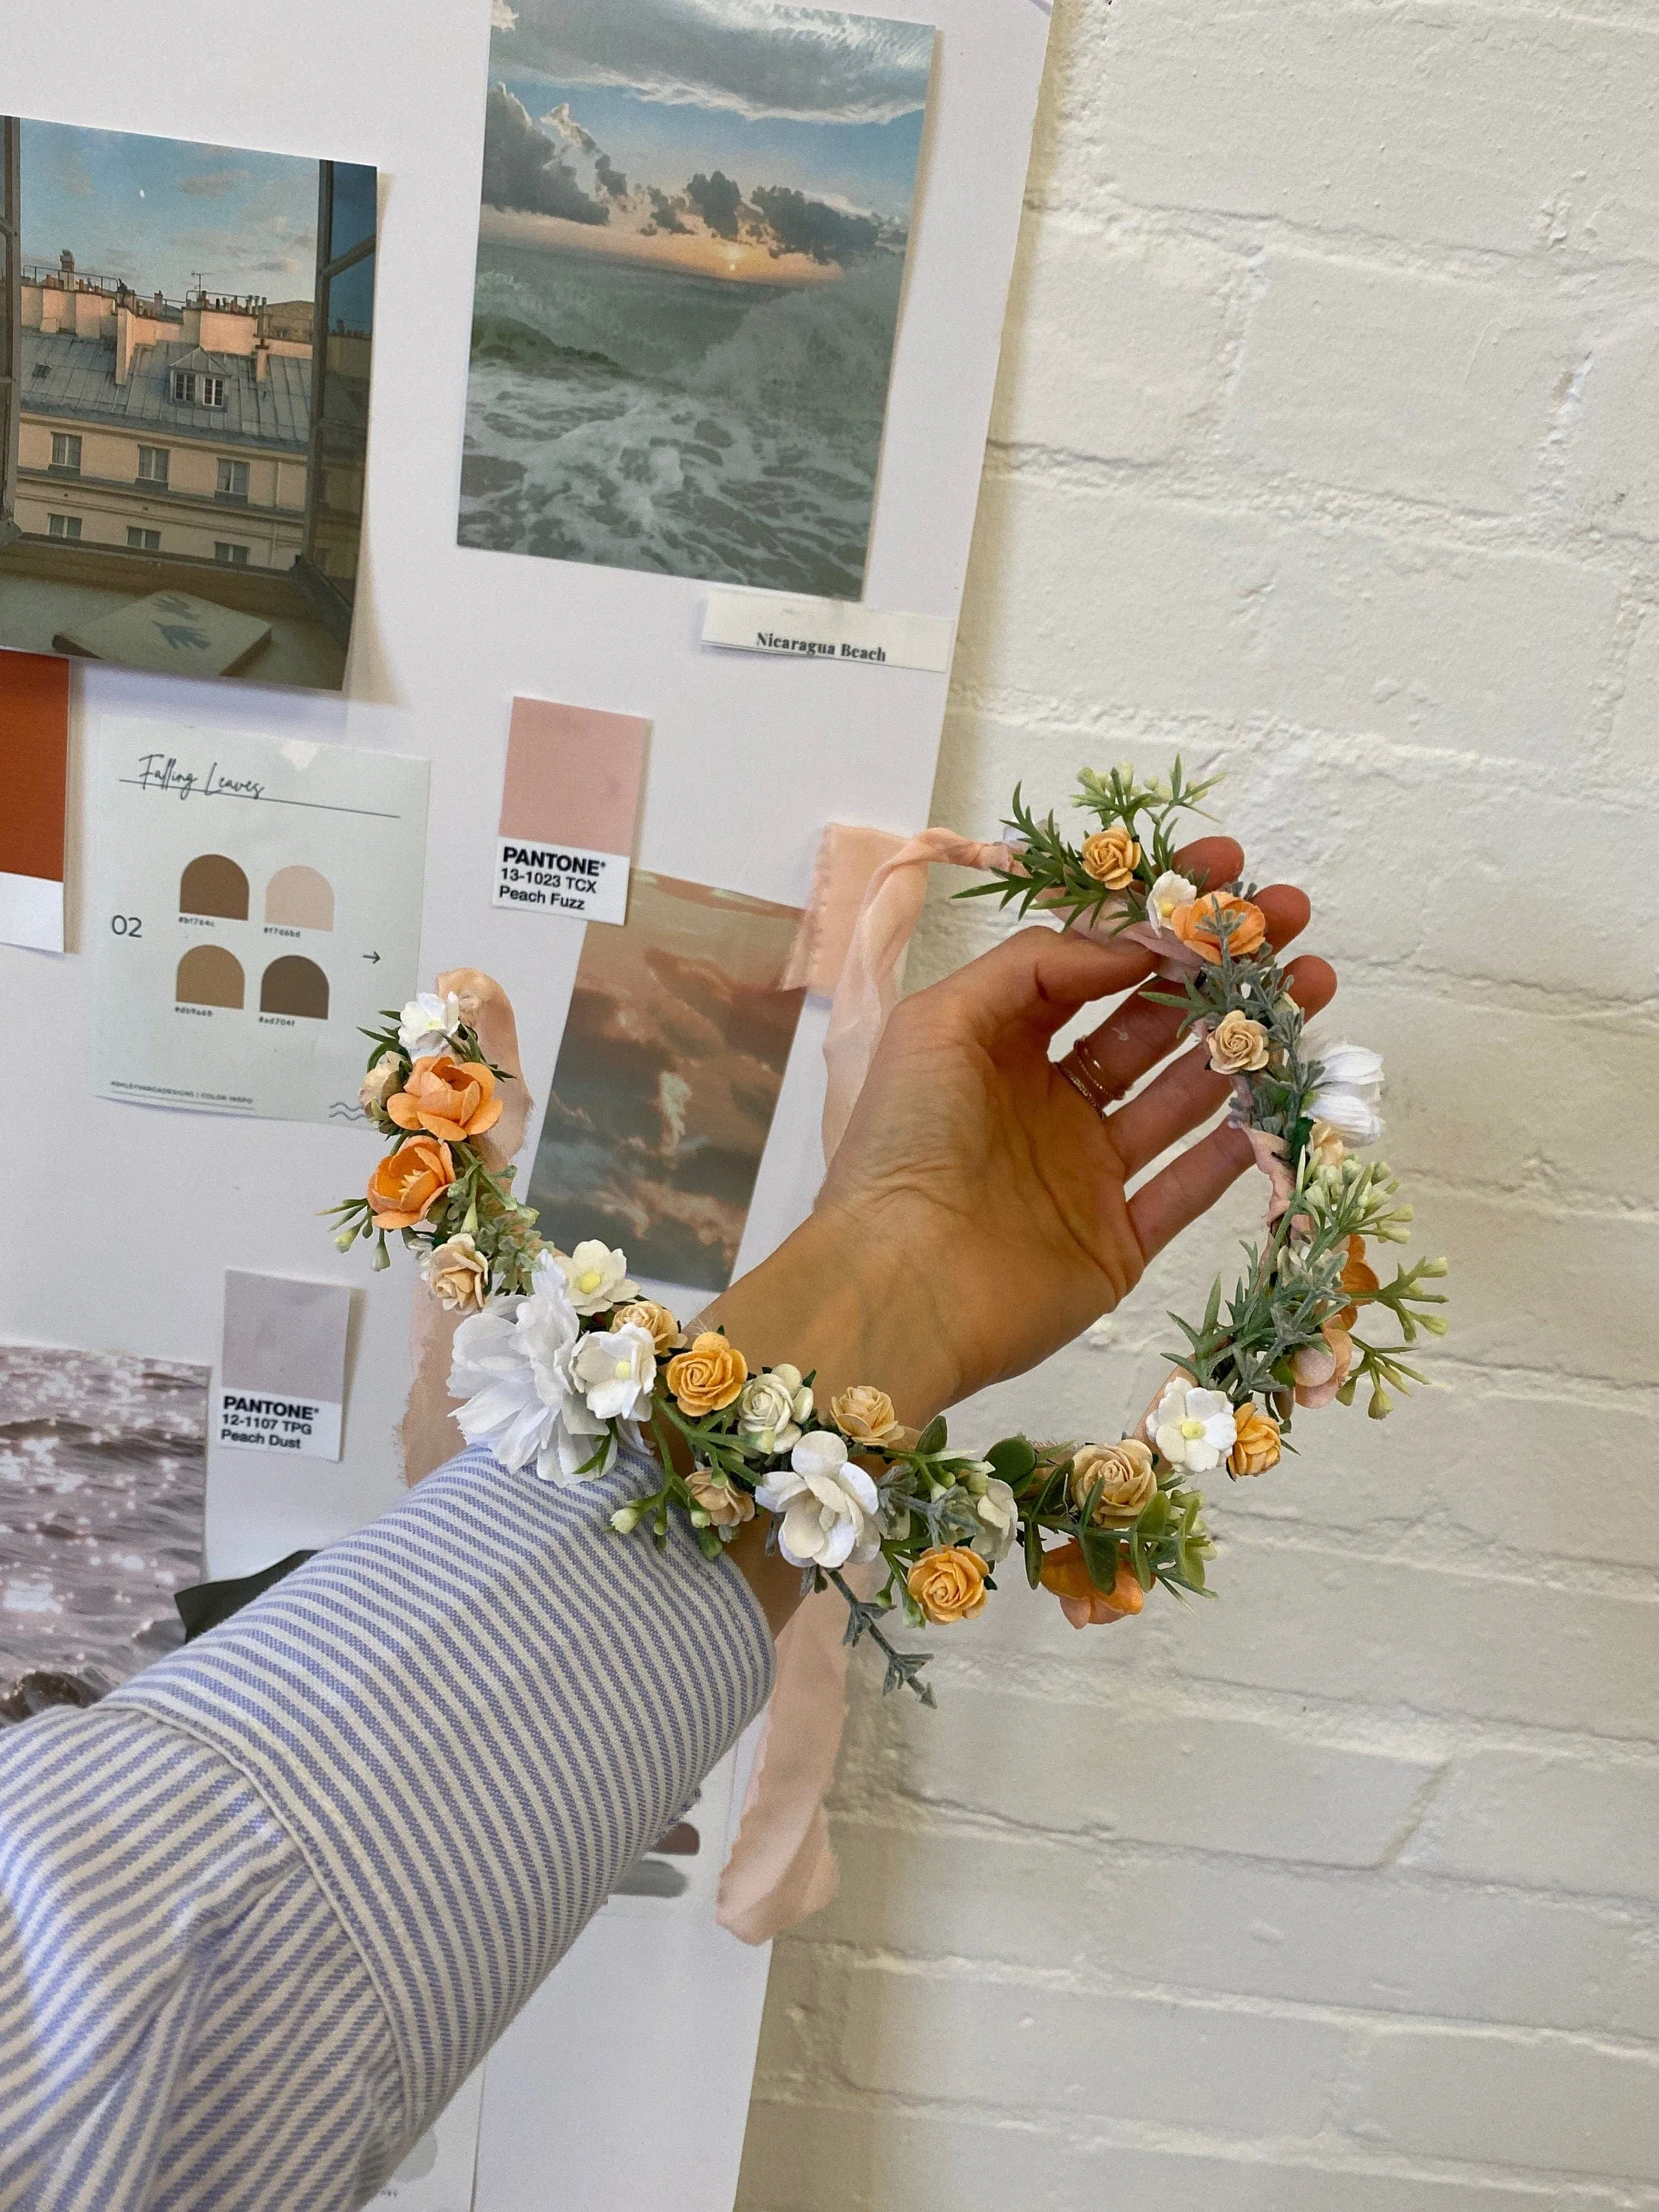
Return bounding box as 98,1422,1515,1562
325,767,1447,1703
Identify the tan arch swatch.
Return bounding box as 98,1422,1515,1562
264,864,334,931
260,955,329,1020
179,853,249,920
176,944,245,1009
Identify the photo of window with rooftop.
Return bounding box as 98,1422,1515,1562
0,119,376,688
459,0,935,598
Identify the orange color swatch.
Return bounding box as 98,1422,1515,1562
0,650,71,951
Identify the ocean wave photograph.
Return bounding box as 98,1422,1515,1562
457,0,934,594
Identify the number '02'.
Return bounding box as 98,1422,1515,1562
110,914,142,939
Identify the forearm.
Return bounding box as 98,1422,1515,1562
0,1444,773,2210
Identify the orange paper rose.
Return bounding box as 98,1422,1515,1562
388,1055,505,1144
666,1331,748,1416
613,1299,684,1354
1039,1539,1144,1628
906,1545,991,1625
1334,1234,1380,1330
1229,1404,1282,1477
1170,892,1268,964
366,1134,456,1231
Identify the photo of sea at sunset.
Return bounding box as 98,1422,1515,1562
459,0,933,596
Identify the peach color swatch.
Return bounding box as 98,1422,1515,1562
498,697,649,854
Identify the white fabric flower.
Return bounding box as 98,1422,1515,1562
398,991,462,1060
448,1259,615,1485
755,1432,882,1572
570,1324,656,1425
1310,1042,1385,1146
1144,871,1197,936
967,1477,1019,1564
737,1364,813,1454
554,1239,639,1317
1149,1381,1237,1474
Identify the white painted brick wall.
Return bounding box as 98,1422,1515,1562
737,1,1659,2202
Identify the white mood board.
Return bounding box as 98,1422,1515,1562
0,3,1052,2207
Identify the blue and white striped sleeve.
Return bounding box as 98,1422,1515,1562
0,1441,775,2212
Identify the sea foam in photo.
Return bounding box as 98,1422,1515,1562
459,0,934,596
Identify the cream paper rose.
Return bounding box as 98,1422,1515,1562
359,1053,403,1124
967,1476,1020,1562
738,1365,813,1453
755,1431,883,1572
1207,1009,1271,1076
554,1239,639,1317
1068,1438,1158,1525
570,1323,656,1424
421,1233,489,1314
1148,1382,1237,1475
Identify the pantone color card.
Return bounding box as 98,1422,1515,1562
215,1272,352,1461
88,723,428,1124
493,696,649,926
0,651,71,953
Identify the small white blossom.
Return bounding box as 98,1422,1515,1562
449,1259,615,1485
398,991,463,1060
737,1364,813,1453
554,1239,639,1316
1149,1381,1237,1475
570,1324,656,1424
1144,870,1197,936
1310,1042,1385,1146
967,1476,1019,1564
755,1432,882,1572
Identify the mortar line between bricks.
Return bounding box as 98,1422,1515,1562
744,2083,1658,2198
807,1806,1659,1917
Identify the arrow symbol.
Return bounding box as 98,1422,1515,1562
156,623,211,651
362,950,380,964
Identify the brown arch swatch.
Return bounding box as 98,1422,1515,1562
176,944,245,1009
260,955,329,1020
179,853,249,920
264,863,334,931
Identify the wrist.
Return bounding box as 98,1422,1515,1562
700,1206,958,1432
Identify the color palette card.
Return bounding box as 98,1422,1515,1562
216,1271,352,1461
88,720,428,1123
493,696,649,926
0,650,71,954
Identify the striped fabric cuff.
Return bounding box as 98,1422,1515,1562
109,1445,775,2128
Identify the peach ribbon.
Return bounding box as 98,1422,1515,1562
721,844,1285,1945
398,971,535,1487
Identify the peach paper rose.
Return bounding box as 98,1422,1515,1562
832,1385,905,1447
1039,1539,1144,1628
613,1300,684,1354
1229,1404,1281,1477
388,1054,504,1144
1170,892,1268,965
1293,1321,1355,1411
906,1545,990,1625
1207,1009,1270,1075
686,1466,755,1528
366,1134,456,1231
421,1232,488,1313
1067,1439,1157,1526
666,1331,748,1416
1080,826,1141,890
1306,1119,1348,1170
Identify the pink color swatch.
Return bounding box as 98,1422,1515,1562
498,697,650,855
